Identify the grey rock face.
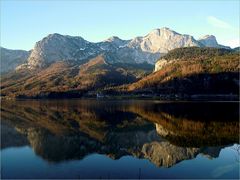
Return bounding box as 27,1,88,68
11,28,231,70
154,34,232,72
26,33,102,69
124,27,204,64
128,27,202,63
198,35,230,49
101,36,130,48
0,47,30,73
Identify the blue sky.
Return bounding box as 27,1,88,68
1,0,239,50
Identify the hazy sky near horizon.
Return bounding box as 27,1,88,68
1,0,239,50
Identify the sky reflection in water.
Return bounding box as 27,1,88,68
1,100,239,179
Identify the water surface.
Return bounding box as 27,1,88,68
1,100,239,179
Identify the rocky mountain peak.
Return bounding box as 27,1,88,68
47,33,63,38
103,36,129,48
105,36,122,42
198,35,218,47
148,29,161,36
130,27,201,55
23,33,97,69
148,27,179,37
204,35,216,38
198,35,230,49
199,35,216,40
12,27,231,71
40,33,86,46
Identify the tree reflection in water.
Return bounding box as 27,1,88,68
1,100,239,167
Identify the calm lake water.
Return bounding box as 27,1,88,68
1,100,239,179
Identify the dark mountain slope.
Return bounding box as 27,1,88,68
1,55,153,98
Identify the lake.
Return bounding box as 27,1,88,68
1,100,239,179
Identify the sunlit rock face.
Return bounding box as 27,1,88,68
24,33,102,69
129,27,201,54
111,27,202,64
198,35,230,49
154,59,177,72
13,27,230,71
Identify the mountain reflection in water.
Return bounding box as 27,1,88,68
1,100,239,169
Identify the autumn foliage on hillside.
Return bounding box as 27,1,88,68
126,47,239,95
0,55,153,98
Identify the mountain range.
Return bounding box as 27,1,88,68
0,27,238,99
1,27,230,73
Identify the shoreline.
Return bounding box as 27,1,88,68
1,94,239,102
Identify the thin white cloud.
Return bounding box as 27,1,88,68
207,16,235,30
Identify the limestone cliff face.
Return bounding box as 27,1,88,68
24,28,194,68
129,27,202,54
0,47,30,72
124,27,202,64
23,33,102,69
13,27,229,71
153,46,234,72
198,35,230,49
154,59,176,72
